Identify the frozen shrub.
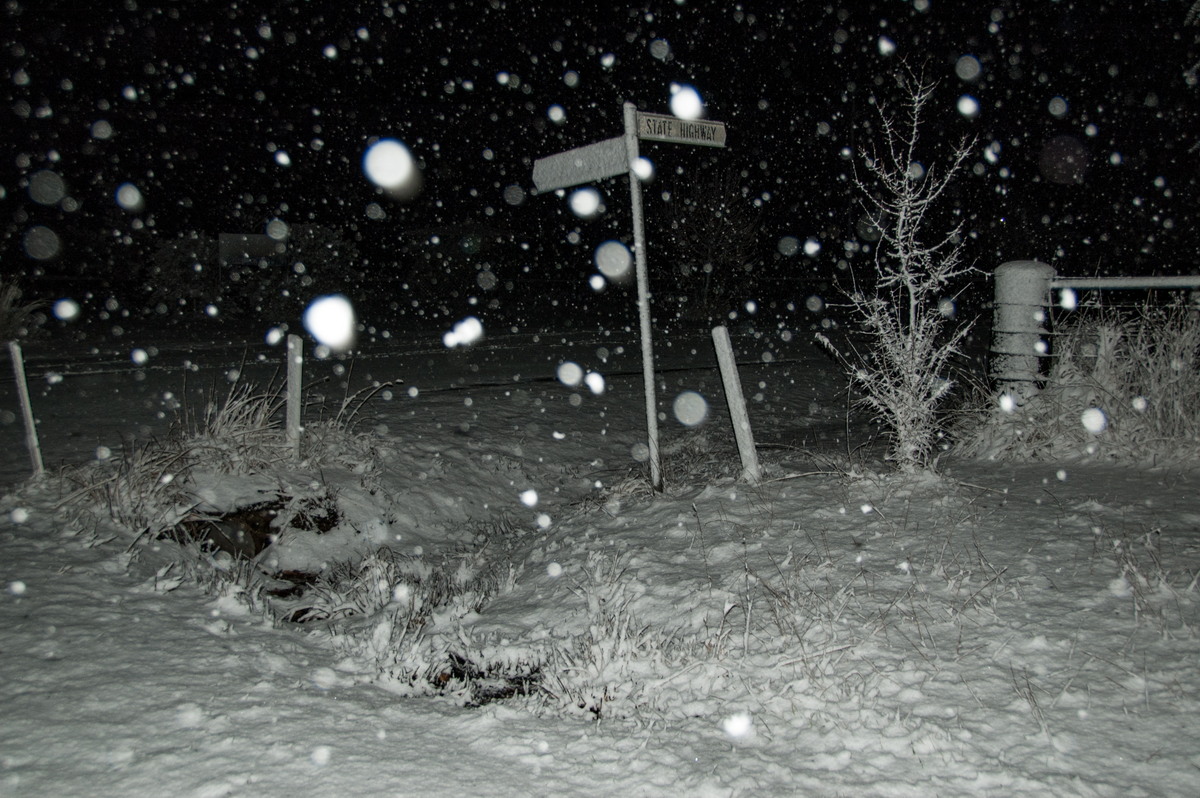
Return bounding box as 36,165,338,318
819,69,975,472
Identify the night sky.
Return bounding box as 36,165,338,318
3,1,1198,333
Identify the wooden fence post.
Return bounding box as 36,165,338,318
286,334,303,459
7,340,45,478
711,325,761,485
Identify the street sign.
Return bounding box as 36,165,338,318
532,135,627,192
636,112,727,147
531,104,729,491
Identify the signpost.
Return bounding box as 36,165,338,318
533,102,727,492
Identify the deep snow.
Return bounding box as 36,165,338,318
2,325,1199,797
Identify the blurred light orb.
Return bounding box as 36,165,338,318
304,294,356,351
721,712,755,740
957,95,980,118
557,361,584,387
877,36,896,56
569,187,602,217
23,226,61,260
669,83,703,119
476,269,498,290
1081,407,1108,434
443,315,483,348
520,489,538,507
584,371,606,395
1048,96,1069,118
547,104,566,123
632,157,654,182
673,390,709,427
53,298,80,321
502,184,527,206
803,238,821,256
115,182,144,211
955,54,982,81
28,170,66,205
594,240,632,280
363,138,416,191
266,219,289,240
777,236,799,256
595,237,633,282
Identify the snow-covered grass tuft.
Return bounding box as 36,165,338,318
328,546,527,701
61,376,390,541
1097,523,1199,636
962,303,1200,464
61,435,200,537
537,552,696,719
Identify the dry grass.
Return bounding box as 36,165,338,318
961,303,1200,464
0,279,45,341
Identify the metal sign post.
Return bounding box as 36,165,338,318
533,103,727,492
621,102,662,491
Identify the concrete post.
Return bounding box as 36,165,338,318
991,260,1055,398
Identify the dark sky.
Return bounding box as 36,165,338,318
2,1,1198,328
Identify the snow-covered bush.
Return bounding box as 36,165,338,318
64,378,382,539
961,303,1200,464
819,69,975,472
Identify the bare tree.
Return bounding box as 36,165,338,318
819,68,976,472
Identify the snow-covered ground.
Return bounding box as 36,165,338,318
2,326,1199,797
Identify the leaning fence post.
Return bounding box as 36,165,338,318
711,325,761,485
286,334,303,459
991,260,1055,399
7,340,44,478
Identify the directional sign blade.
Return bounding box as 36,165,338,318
636,112,726,147
532,136,628,192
